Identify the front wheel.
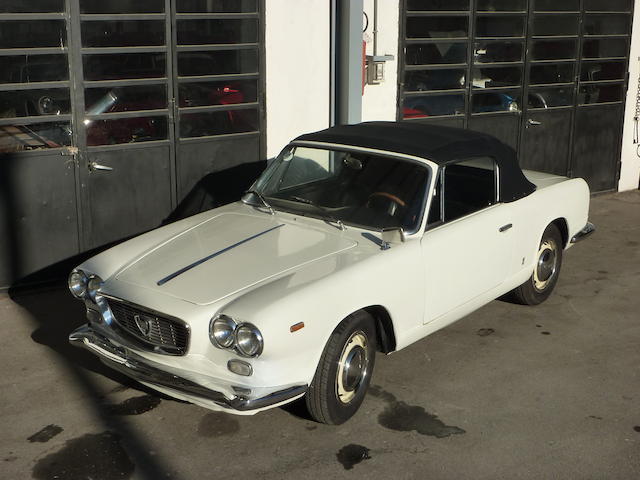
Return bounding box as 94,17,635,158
511,223,563,305
305,311,377,425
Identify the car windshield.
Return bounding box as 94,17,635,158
252,145,430,232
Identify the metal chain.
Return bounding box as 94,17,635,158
635,61,640,156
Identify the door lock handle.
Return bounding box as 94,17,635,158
89,162,113,172
499,223,513,232
527,119,542,126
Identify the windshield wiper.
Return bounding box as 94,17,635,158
289,195,345,231
242,190,274,215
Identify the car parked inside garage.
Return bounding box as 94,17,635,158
68,122,594,424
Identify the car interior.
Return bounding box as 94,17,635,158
428,156,498,226
263,149,429,232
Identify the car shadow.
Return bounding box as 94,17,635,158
5,161,266,478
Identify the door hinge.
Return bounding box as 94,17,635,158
169,97,177,122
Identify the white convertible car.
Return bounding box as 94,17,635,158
69,122,594,424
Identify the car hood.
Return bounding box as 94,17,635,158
114,212,357,305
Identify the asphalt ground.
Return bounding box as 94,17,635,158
1,190,639,480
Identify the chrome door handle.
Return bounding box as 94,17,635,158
527,119,542,126
499,223,513,232
89,162,113,172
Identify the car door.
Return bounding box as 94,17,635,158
421,157,514,324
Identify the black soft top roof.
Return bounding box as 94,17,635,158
294,121,536,202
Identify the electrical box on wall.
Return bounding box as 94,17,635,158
366,54,394,85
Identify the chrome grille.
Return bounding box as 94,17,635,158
107,299,189,355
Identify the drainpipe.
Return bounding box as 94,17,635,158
335,0,363,125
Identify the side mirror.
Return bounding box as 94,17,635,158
380,227,405,250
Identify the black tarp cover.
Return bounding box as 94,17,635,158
293,121,536,203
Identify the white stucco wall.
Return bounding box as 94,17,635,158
618,4,640,191
264,0,331,157
361,0,400,122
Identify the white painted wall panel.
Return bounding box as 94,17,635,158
362,0,400,122
619,3,640,191
264,0,331,157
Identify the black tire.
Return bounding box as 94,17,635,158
511,223,563,305
305,311,377,425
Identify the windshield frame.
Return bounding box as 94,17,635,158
248,141,436,236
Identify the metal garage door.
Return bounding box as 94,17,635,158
398,0,633,192
0,0,264,288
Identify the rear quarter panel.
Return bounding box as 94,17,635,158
507,176,590,287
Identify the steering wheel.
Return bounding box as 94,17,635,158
366,192,406,217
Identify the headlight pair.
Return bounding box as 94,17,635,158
68,270,103,301
210,315,263,358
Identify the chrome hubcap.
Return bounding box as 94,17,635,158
336,331,369,404
533,239,558,291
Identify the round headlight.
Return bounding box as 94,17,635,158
87,275,103,300
210,315,236,349
235,324,263,357
68,270,88,299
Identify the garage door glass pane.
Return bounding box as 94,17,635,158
580,61,626,82
578,84,623,104
406,43,467,65
79,0,164,13
406,0,469,10
583,15,630,35
402,94,465,118
533,15,579,36
0,0,63,12
477,0,526,12
407,17,468,39
177,50,258,76
476,17,524,38
0,20,66,48
85,85,167,114
1,89,70,116
0,122,71,152
472,92,520,113
533,0,579,11
177,0,257,13
179,80,257,107
531,40,576,60
86,116,168,145
472,66,521,88
0,55,68,83
180,108,258,137
177,19,257,45
582,39,628,59
528,87,573,108
405,69,466,91
81,21,165,47
529,64,574,85
584,0,632,11
83,53,166,80
474,41,523,63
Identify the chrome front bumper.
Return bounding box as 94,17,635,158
69,324,307,412
570,222,596,244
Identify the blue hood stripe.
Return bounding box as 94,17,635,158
156,223,285,286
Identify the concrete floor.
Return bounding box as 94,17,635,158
1,190,639,480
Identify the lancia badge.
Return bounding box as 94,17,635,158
134,314,153,336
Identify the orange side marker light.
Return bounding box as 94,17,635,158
290,322,305,333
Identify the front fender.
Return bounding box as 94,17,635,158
220,239,425,386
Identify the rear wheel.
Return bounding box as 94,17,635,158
511,223,563,305
305,311,376,425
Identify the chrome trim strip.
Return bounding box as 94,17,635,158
69,325,307,411
570,222,596,244
156,223,285,286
